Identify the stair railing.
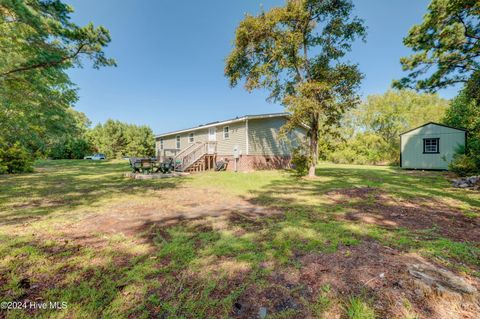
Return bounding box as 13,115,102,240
181,143,207,171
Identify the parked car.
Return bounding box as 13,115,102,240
84,153,106,160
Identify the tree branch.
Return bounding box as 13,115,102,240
0,43,86,78
457,14,480,41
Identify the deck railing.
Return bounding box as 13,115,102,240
174,141,217,171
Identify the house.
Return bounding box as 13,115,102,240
155,113,307,172
400,122,467,170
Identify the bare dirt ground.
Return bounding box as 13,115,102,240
61,186,281,246
328,187,480,242
234,240,480,318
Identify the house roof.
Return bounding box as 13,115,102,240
155,112,290,138
399,122,468,136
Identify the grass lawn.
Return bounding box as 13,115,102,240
0,160,479,318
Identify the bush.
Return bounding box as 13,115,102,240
326,133,393,165
0,142,34,174
449,154,478,177
291,148,310,176
48,138,93,159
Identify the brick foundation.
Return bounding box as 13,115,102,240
218,155,291,171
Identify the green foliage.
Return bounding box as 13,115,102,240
0,142,34,174
449,154,478,177
291,147,310,176
87,120,155,159
326,90,448,165
48,138,93,160
225,0,366,176
329,132,388,165
443,91,480,171
394,0,480,92
0,0,114,170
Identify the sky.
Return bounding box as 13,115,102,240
67,0,460,134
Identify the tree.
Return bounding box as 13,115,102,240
443,91,480,169
324,90,449,165
394,0,480,93
47,109,94,159
225,0,366,177
0,0,115,170
0,0,115,78
356,90,448,151
87,120,155,159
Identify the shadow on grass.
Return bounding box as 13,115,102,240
1,163,478,318
0,160,187,226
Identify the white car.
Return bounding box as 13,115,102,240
84,153,106,160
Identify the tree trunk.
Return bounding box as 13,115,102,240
308,116,319,178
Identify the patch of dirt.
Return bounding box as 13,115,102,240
60,186,281,246
329,187,480,243
232,241,480,319
301,242,479,317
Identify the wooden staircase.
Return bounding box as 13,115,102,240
174,141,217,173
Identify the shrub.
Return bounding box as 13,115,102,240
48,138,93,159
449,154,478,177
0,142,34,174
291,147,309,176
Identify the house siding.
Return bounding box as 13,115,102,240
215,121,246,156
248,117,306,156
401,123,465,170
156,129,209,156
155,115,307,171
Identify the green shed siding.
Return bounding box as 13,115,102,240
248,117,306,156
401,123,465,170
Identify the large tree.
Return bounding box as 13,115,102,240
87,120,155,159
225,0,365,177
394,0,480,93
346,90,449,163
0,0,115,166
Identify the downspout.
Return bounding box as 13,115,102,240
245,118,249,155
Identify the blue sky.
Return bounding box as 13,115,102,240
67,0,459,134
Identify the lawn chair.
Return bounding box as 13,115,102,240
159,157,175,174
215,160,228,171
129,157,141,173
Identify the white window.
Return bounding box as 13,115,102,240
423,138,439,153
160,139,164,150
188,132,194,143
176,135,181,149
223,126,229,139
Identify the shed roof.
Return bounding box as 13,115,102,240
399,122,467,136
155,112,290,138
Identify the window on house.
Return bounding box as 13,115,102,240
423,138,439,153
176,135,181,149
223,126,229,139
160,139,164,150
188,132,194,143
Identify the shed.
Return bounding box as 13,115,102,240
400,122,467,170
